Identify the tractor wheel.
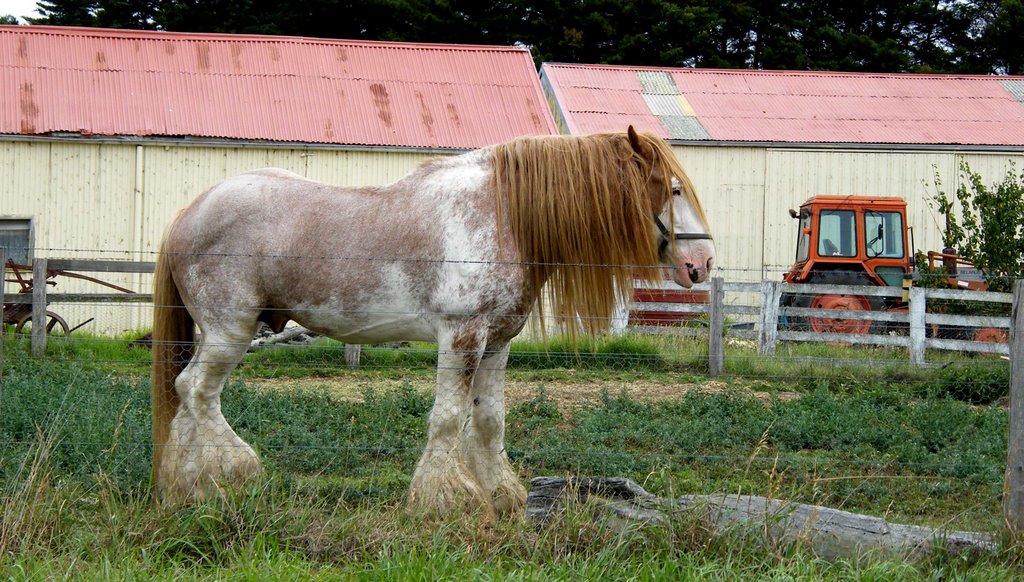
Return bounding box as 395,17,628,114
806,272,876,335
808,293,873,335
973,327,1008,344
780,292,811,331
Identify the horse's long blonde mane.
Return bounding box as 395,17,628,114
493,130,705,338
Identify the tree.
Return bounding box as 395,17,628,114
28,0,157,28
16,0,1016,74
0,15,20,24
28,0,98,26
94,0,158,29
982,0,1024,74
156,0,287,35
933,163,1024,292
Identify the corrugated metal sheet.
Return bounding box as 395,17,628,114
0,138,453,333
673,144,767,284
541,64,1024,146
0,26,557,148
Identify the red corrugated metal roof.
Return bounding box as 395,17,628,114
1,26,557,148
541,63,1024,146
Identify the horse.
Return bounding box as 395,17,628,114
150,126,715,517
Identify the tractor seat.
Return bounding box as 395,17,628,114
822,239,840,256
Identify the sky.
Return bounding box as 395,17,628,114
1,0,41,22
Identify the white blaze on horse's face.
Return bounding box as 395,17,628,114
657,180,716,288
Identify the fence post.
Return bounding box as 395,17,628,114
0,246,4,385
708,276,724,376
344,344,361,368
31,257,47,357
909,286,926,366
1005,280,1024,531
758,280,782,355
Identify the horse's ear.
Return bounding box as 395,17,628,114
627,125,653,162
627,125,643,154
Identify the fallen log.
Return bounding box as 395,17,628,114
248,325,317,350
527,476,996,561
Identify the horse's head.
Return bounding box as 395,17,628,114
627,126,715,288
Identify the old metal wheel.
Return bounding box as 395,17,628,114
15,310,70,336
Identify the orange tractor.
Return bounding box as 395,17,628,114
781,195,1003,341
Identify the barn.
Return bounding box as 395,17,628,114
540,63,1024,285
0,25,557,333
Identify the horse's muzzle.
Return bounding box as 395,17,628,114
689,257,714,283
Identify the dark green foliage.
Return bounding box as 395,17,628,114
510,383,1006,492
507,335,669,372
20,0,1020,74
0,332,1018,575
932,361,1009,404
242,335,676,378
1,355,1008,501
0,325,1013,542
246,341,438,378
0,357,152,490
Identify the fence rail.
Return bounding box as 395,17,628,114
629,278,1012,364
2,257,153,355
1,258,1016,364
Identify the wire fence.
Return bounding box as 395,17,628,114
0,250,1018,531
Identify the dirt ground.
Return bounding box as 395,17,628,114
245,375,798,415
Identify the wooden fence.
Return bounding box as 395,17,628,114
2,258,153,356
1,259,1016,365
629,278,1012,367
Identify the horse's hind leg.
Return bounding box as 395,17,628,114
407,321,491,518
160,323,261,502
465,343,526,515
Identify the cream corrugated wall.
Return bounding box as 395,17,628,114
675,145,1024,285
2,139,1023,335
0,140,440,334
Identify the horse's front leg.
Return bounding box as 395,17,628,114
466,342,526,515
407,322,491,517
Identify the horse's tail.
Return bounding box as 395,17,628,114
150,236,194,491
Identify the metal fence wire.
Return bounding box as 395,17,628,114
1,250,1021,532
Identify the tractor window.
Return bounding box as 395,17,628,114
865,211,904,258
817,210,856,257
795,209,811,262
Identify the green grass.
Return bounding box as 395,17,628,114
0,331,1020,576
1,469,1020,580
229,332,1012,404
237,333,690,380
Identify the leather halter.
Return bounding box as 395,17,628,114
654,214,713,257
654,187,712,257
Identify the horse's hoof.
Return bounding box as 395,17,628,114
490,482,527,516
407,461,495,521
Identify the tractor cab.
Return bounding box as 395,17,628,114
784,196,912,287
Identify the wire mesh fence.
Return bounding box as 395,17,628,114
0,253,1016,532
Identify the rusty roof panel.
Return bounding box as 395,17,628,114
541,63,1024,146
1,26,557,148
568,112,667,137
558,86,652,115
